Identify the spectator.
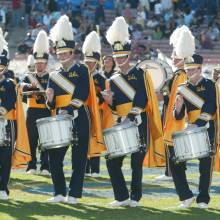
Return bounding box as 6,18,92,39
212,68,220,82
12,0,22,27
95,0,105,25
136,4,146,29
123,3,133,23
47,0,57,12
146,15,159,29
43,11,52,31
152,26,163,40
0,5,6,30
199,31,213,49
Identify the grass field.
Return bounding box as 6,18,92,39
0,155,220,220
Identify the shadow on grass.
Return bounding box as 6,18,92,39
0,200,220,220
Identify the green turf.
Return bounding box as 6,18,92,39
0,157,220,220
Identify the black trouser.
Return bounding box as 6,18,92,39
0,120,16,195
164,145,172,177
168,146,213,204
86,157,100,174
48,106,90,197
26,108,51,171
106,112,148,202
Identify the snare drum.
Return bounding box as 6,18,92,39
0,117,7,146
36,114,74,150
172,126,211,162
103,121,141,158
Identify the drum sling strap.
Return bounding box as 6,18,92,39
178,85,204,109
27,74,45,91
50,71,75,95
112,75,135,100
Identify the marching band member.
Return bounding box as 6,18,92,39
171,28,218,209
0,30,31,200
156,26,188,181
103,16,164,207
102,55,116,80
82,31,104,177
22,30,51,175
46,15,104,204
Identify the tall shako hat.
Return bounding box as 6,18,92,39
50,15,75,55
33,30,49,63
82,31,101,62
106,16,131,58
0,28,9,71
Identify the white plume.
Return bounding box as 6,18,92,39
106,16,130,45
50,15,74,43
82,31,101,55
33,30,49,54
170,25,189,46
175,28,195,59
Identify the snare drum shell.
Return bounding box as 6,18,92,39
103,122,141,158
172,126,210,162
36,115,74,150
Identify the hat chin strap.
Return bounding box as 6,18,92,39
59,53,74,65
116,56,129,67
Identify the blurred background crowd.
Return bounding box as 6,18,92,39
0,0,220,72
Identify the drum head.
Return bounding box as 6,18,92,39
137,60,167,91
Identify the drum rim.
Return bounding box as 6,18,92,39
103,122,138,134
172,126,208,138
36,114,73,124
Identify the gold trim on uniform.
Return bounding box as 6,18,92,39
56,94,72,108
188,110,201,123
27,98,46,108
116,102,132,116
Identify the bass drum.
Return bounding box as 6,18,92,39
136,59,173,92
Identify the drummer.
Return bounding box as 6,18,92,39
82,31,104,177
171,29,217,209
156,26,188,181
22,30,51,175
102,16,164,207
46,15,104,204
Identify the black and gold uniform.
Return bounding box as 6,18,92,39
171,54,217,205
46,63,90,198
106,66,148,202
22,72,50,172
0,77,17,196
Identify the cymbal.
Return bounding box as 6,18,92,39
22,91,45,96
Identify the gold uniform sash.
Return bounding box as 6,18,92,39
163,71,187,146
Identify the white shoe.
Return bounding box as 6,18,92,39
26,169,37,175
65,196,78,204
0,191,8,200
85,173,91,177
129,200,139,207
179,197,195,208
154,174,172,181
40,169,50,175
197,202,208,209
91,173,100,178
109,199,130,207
47,195,66,203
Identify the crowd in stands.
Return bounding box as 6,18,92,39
0,0,220,60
